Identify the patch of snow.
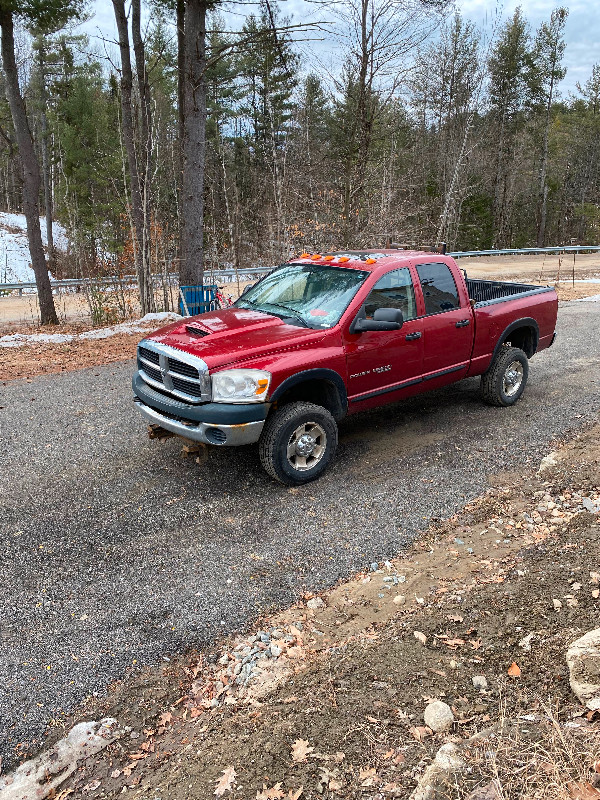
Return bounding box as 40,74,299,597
0,211,69,284
0,312,183,348
575,294,600,302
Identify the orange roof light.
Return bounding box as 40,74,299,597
300,252,311,258
311,254,322,260
338,256,349,263
365,258,377,264
323,255,334,261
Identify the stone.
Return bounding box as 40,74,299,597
423,701,454,733
566,628,600,708
393,594,406,605
582,497,600,513
307,597,325,610
539,452,558,473
472,675,488,689
409,743,466,800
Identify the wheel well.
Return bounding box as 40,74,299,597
274,379,346,421
502,325,538,357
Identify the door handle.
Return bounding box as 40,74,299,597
455,319,470,328
405,331,422,340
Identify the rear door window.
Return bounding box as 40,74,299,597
364,268,417,320
416,262,459,315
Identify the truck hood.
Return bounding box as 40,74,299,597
146,307,328,370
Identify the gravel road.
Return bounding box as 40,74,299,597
1,301,599,768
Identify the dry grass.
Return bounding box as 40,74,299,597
460,698,600,799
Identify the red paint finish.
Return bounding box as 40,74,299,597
142,251,558,416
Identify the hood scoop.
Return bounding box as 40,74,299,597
185,324,210,338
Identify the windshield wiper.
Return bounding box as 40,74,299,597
265,303,309,327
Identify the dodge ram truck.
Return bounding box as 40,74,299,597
132,250,558,484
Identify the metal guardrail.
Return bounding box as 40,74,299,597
449,245,600,258
0,268,269,293
1,246,598,293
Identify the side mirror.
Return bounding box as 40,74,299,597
350,307,404,333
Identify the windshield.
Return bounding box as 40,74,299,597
235,263,369,329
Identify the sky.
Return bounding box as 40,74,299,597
83,0,598,97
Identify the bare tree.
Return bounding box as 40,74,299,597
0,5,57,324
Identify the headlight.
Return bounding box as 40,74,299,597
211,369,271,403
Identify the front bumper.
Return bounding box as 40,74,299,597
132,371,269,447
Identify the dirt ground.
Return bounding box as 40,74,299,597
25,419,598,800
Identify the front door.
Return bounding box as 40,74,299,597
343,267,424,407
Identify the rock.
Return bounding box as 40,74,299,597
0,719,120,800
423,701,454,733
472,675,488,690
270,644,282,657
307,597,325,610
409,743,466,800
539,452,558,473
414,631,428,645
582,497,600,513
466,781,501,800
393,594,406,605
553,599,562,610
566,628,600,708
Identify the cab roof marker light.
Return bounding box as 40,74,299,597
300,252,311,258
311,254,322,260
338,256,349,263
323,255,334,261
365,258,377,264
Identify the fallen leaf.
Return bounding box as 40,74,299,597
409,726,432,741
110,770,121,779
466,782,501,800
568,781,600,799
328,779,342,791
121,763,137,777
287,788,303,800
594,761,600,774
508,662,521,677
291,738,314,763
83,780,101,793
359,767,377,787
215,766,237,797
414,631,427,645
444,638,465,648
469,638,482,650
592,589,599,599
257,783,285,800
158,711,173,727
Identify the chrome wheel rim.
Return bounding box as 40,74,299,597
503,361,524,397
286,421,327,471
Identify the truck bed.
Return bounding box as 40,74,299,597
466,277,554,307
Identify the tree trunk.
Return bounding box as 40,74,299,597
180,0,208,286
112,0,153,315
37,36,54,271
131,0,154,313
0,9,57,324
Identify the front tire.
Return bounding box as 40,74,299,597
259,401,338,485
481,345,529,407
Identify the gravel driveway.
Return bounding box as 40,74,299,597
1,301,599,768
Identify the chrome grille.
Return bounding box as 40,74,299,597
137,340,210,404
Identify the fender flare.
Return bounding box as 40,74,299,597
269,368,348,417
491,317,540,362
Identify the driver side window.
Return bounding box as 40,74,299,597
364,268,416,320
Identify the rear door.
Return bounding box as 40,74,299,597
412,261,473,382
343,266,424,404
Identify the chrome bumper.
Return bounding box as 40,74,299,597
134,398,265,446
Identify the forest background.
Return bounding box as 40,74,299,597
0,0,598,323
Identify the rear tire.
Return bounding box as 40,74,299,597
481,345,529,407
259,401,338,485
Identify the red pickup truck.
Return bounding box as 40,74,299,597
133,250,558,484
